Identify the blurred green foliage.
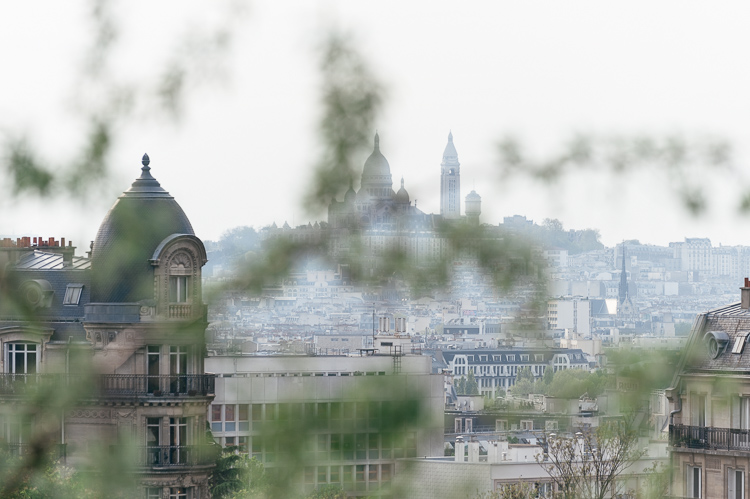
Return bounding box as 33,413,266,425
507,367,612,400
497,133,733,216
1,2,720,498
211,450,268,499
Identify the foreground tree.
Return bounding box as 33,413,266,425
210,449,268,499
538,420,644,499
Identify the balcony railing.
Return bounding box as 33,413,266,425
141,445,217,468
169,304,193,319
98,374,215,397
669,424,750,451
0,374,215,398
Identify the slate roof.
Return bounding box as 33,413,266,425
679,301,750,374
0,257,90,342
91,156,194,303
14,250,90,270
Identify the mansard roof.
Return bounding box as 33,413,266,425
675,302,750,376
441,348,589,365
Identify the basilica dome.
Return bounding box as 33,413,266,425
394,178,410,204
91,154,195,303
361,133,392,182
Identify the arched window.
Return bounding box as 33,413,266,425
168,253,193,304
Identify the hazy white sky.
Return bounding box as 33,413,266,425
3,1,750,250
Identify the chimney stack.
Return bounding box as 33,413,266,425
742,278,750,309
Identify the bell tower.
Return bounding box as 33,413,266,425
440,132,461,219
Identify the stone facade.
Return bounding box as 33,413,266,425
0,155,215,498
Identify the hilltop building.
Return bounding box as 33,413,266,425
264,133,484,269
326,132,478,231
0,155,215,497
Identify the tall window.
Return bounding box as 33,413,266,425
687,465,702,498
733,397,750,430
728,469,744,499
169,346,188,394
170,417,188,465
147,345,160,393
146,417,160,465
169,276,189,303
0,416,31,456
692,394,706,427
6,343,38,374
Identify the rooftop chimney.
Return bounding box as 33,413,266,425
742,278,750,309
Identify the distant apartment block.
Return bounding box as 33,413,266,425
441,349,589,398
547,298,591,336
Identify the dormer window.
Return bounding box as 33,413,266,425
151,236,206,319
63,284,84,305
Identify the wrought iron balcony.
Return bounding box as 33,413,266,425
141,445,217,468
669,424,750,451
0,374,215,398
98,374,215,397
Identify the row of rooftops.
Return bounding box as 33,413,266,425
1,236,85,269
1,236,73,248
13,250,90,270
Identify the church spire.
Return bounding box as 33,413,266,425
374,132,380,152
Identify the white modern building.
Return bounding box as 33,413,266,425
206,353,444,497
547,297,591,337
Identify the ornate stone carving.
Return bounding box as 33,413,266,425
67,409,113,424
170,252,192,270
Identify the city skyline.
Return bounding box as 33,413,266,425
3,1,750,250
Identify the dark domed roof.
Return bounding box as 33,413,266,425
394,177,409,204
466,190,481,200
91,154,194,303
362,133,392,181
